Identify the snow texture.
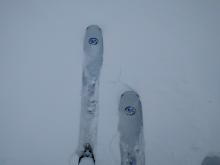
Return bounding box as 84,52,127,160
0,0,220,165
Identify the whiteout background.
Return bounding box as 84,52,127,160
0,0,220,165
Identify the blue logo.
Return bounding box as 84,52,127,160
124,106,136,116
88,38,98,45
129,158,136,165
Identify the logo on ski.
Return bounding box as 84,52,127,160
88,38,98,45
124,106,136,116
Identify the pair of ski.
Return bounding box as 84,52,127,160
77,25,145,165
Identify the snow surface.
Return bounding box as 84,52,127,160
0,0,220,165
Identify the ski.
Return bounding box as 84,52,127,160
77,25,103,164
118,91,145,165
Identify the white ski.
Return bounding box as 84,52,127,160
118,91,145,165
77,25,103,162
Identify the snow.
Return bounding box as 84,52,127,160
0,0,220,165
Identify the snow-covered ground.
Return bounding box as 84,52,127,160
0,0,220,165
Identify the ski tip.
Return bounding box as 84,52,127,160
84,24,103,51
120,91,141,116
86,25,102,32
121,91,139,99
202,155,220,165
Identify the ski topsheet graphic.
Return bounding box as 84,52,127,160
118,91,145,165
77,25,103,161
